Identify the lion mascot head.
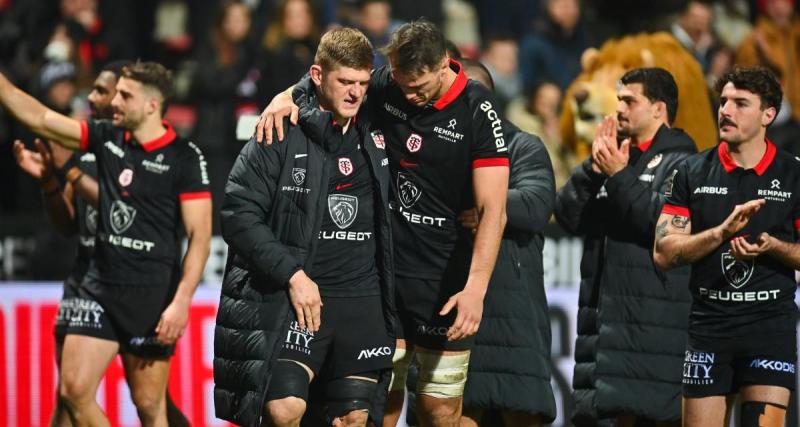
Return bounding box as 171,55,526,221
560,32,717,159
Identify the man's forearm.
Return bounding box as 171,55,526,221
0,74,82,149
766,238,800,270
174,233,211,304
655,225,723,270
72,175,100,208
41,177,77,235
463,206,507,295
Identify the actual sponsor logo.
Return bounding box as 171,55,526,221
104,141,125,158
118,168,133,187
292,168,306,185
397,172,422,208
328,194,358,229
285,321,314,355
683,350,715,385
188,141,210,185
750,359,796,373
383,102,407,120
647,153,663,169
371,130,385,149
721,250,754,288
358,346,392,360
406,133,423,153
694,186,728,195
338,157,353,176
478,100,507,152
110,200,137,234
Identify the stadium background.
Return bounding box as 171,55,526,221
1,0,799,425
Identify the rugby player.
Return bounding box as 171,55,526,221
654,67,798,427
214,27,395,427
0,62,211,427
257,20,510,427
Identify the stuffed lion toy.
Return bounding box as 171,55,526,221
560,32,717,160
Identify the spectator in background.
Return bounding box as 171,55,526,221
507,81,576,189
736,0,800,152
671,0,720,73
357,0,394,68
481,34,523,112
257,0,320,103
37,61,78,117
190,0,258,220
518,0,590,92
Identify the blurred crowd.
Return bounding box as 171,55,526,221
1,0,799,229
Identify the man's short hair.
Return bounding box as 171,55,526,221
620,67,679,125
315,27,374,71
460,59,494,91
102,60,134,80
714,66,783,117
381,19,447,76
121,62,174,115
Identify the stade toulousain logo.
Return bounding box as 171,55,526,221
371,130,385,149
397,172,422,208
406,133,423,153
338,157,354,176
118,168,133,187
328,194,358,229
721,250,754,288
292,168,306,186
110,200,137,234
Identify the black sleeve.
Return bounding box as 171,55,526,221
603,149,694,244
554,157,606,235
175,141,212,200
79,120,116,153
368,66,392,101
469,86,510,164
220,139,302,286
506,130,555,233
661,159,692,219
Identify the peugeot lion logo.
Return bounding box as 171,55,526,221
397,172,422,208
292,168,306,186
110,200,137,234
328,194,358,229
721,250,754,288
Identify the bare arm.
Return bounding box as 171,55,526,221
441,166,509,341
50,143,99,207
0,73,82,149
653,199,765,271
156,198,212,344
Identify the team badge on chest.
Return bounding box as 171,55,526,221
406,133,423,153
371,130,385,149
338,157,353,176
118,168,133,187
647,153,663,169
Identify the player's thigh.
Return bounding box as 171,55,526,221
60,334,119,397
682,394,735,427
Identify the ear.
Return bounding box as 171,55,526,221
580,48,599,71
762,106,777,127
146,96,160,116
654,100,667,121
640,48,655,67
310,64,323,86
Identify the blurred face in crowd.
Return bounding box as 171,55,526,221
547,0,580,32
360,1,391,37
718,82,775,145
111,77,161,130
223,3,252,43
389,56,449,107
312,64,371,123
766,0,794,25
483,39,518,77
47,80,77,111
531,82,561,120
60,0,95,18
88,70,119,119
679,1,713,42
616,83,661,139
283,0,313,40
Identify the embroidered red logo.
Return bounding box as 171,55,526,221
406,133,423,153
338,157,353,176
118,168,133,187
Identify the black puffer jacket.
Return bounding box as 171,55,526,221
463,122,557,421
555,125,695,424
213,108,395,426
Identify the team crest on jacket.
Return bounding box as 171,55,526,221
338,157,353,176
397,172,422,208
292,168,306,185
406,133,423,153
371,130,385,149
118,168,133,187
721,250,754,288
328,194,358,229
647,153,663,169
110,200,137,234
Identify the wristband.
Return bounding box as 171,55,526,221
54,155,81,184
65,167,84,184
